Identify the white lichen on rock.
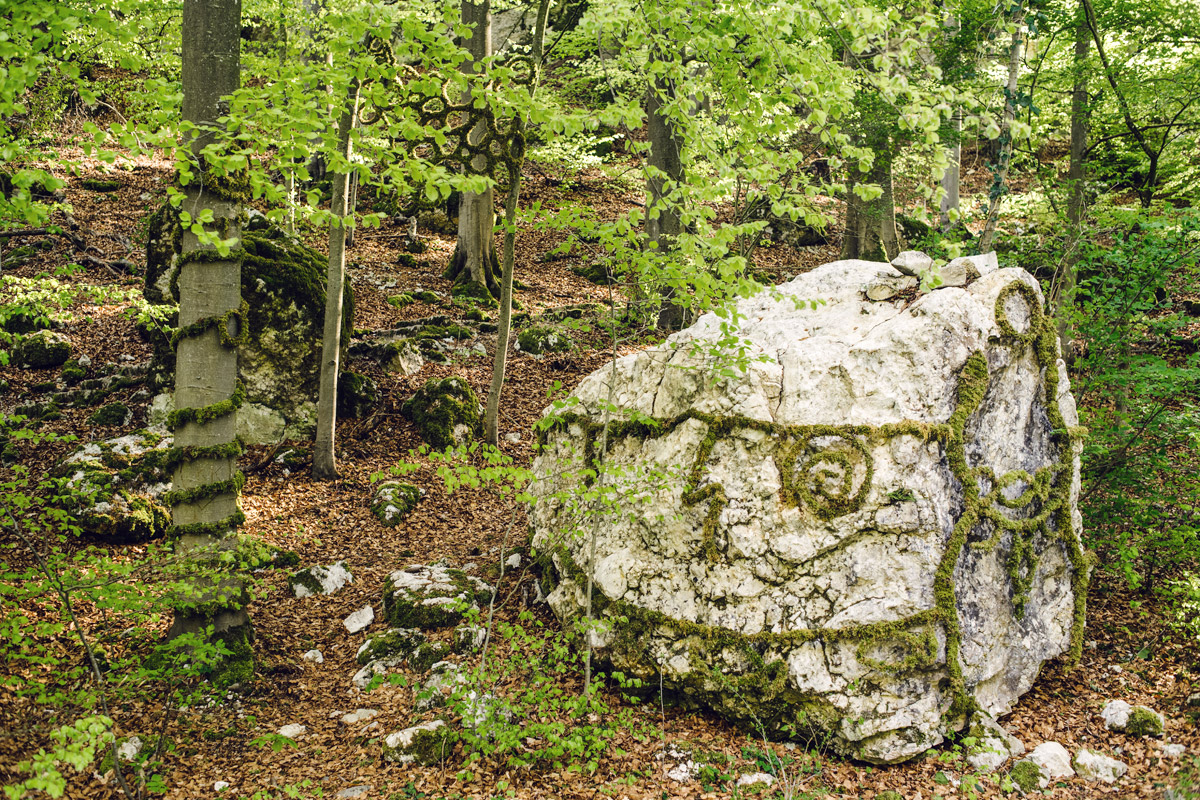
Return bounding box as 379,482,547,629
531,259,1087,764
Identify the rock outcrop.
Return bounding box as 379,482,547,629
531,258,1088,764
143,206,353,443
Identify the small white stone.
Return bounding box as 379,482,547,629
1160,743,1186,758
302,649,324,663
340,708,381,726
736,772,776,787
344,604,374,634
1101,699,1132,730
1027,742,1075,787
505,553,521,569
1073,748,1128,783
116,736,142,762
504,432,521,443
891,250,933,276
335,787,372,799
666,760,700,782
277,723,306,739
77,354,92,367
214,781,230,792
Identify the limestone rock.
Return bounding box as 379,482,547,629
289,561,353,598
530,259,1086,764
402,377,482,449
966,713,1026,772
16,330,72,368
414,661,467,712
58,429,172,541
891,250,933,277
337,371,379,419
1103,700,1164,736
453,624,487,654
516,325,572,355
382,720,453,766
344,605,374,634
1026,742,1074,787
340,709,380,726
1160,743,1187,758
1073,748,1127,783
370,482,422,526
381,565,492,630
335,787,372,799
352,657,402,690
356,628,427,666
143,206,354,444
736,773,776,787
277,723,306,739
302,649,324,664
862,266,917,300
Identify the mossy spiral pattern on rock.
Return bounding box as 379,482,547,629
532,261,1089,764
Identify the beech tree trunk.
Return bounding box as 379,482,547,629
312,80,359,480
645,56,686,330
169,0,251,669
841,153,899,262
1057,1,1090,361
445,0,500,298
940,109,962,231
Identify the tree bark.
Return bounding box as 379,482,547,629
170,0,251,664
483,0,552,445
979,16,1026,254
313,80,359,480
645,55,686,330
841,153,899,262
939,109,962,231
1057,1,1089,361
445,0,500,298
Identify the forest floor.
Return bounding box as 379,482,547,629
1,131,1198,800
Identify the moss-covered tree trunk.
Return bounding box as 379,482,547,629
444,0,500,299
645,58,686,331
841,153,899,262
313,80,360,480
168,0,252,681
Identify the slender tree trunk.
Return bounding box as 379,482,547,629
645,56,686,330
980,16,1026,254
841,153,899,261
445,0,500,298
169,0,252,674
313,81,359,480
940,109,962,230
1057,1,1089,361
483,0,551,445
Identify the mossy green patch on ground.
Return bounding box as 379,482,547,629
517,325,572,355
371,481,422,526
356,628,427,666
337,371,379,420
81,178,121,192
15,330,71,368
88,402,131,426
401,377,482,449
1009,759,1042,793
1125,706,1165,737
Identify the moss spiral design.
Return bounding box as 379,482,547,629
538,278,1090,727
166,245,247,539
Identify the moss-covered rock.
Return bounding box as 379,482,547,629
407,641,453,672
82,178,121,192
289,561,353,598
371,481,422,526
61,359,87,383
382,338,423,375
1009,759,1042,793
450,281,498,308
143,205,354,443
15,330,72,368
517,325,572,355
413,290,440,304
401,377,482,449
387,293,415,308
382,720,454,766
57,429,173,541
381,564,492,630
572,261,617,285
1125,706,1165,737
337,371,379,420
209,623,255,688
355,627,427,666
452,624,486,654
88,402,131,427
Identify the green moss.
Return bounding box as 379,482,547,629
387,293,415,308
16,330,71,368
450,280,497,303
270,550,301,569
395,252,417,268
401,377,482,449
413,290,440,304
1009,759,1042,793
464,306,487,322
877,792,904,800
357,628,427,666
1125,706,1164,737
87,402,131,427
407,641,452,672
81,178,121,192
384,723,456,766
381,568,490,630
61,360,86,383
337,371,379,420
517,325,572,355
371,481,422,526
288,569,323,597
209,623,255,687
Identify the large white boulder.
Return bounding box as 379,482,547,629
531,259,1088,764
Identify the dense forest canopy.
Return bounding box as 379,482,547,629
1,0,1199,797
